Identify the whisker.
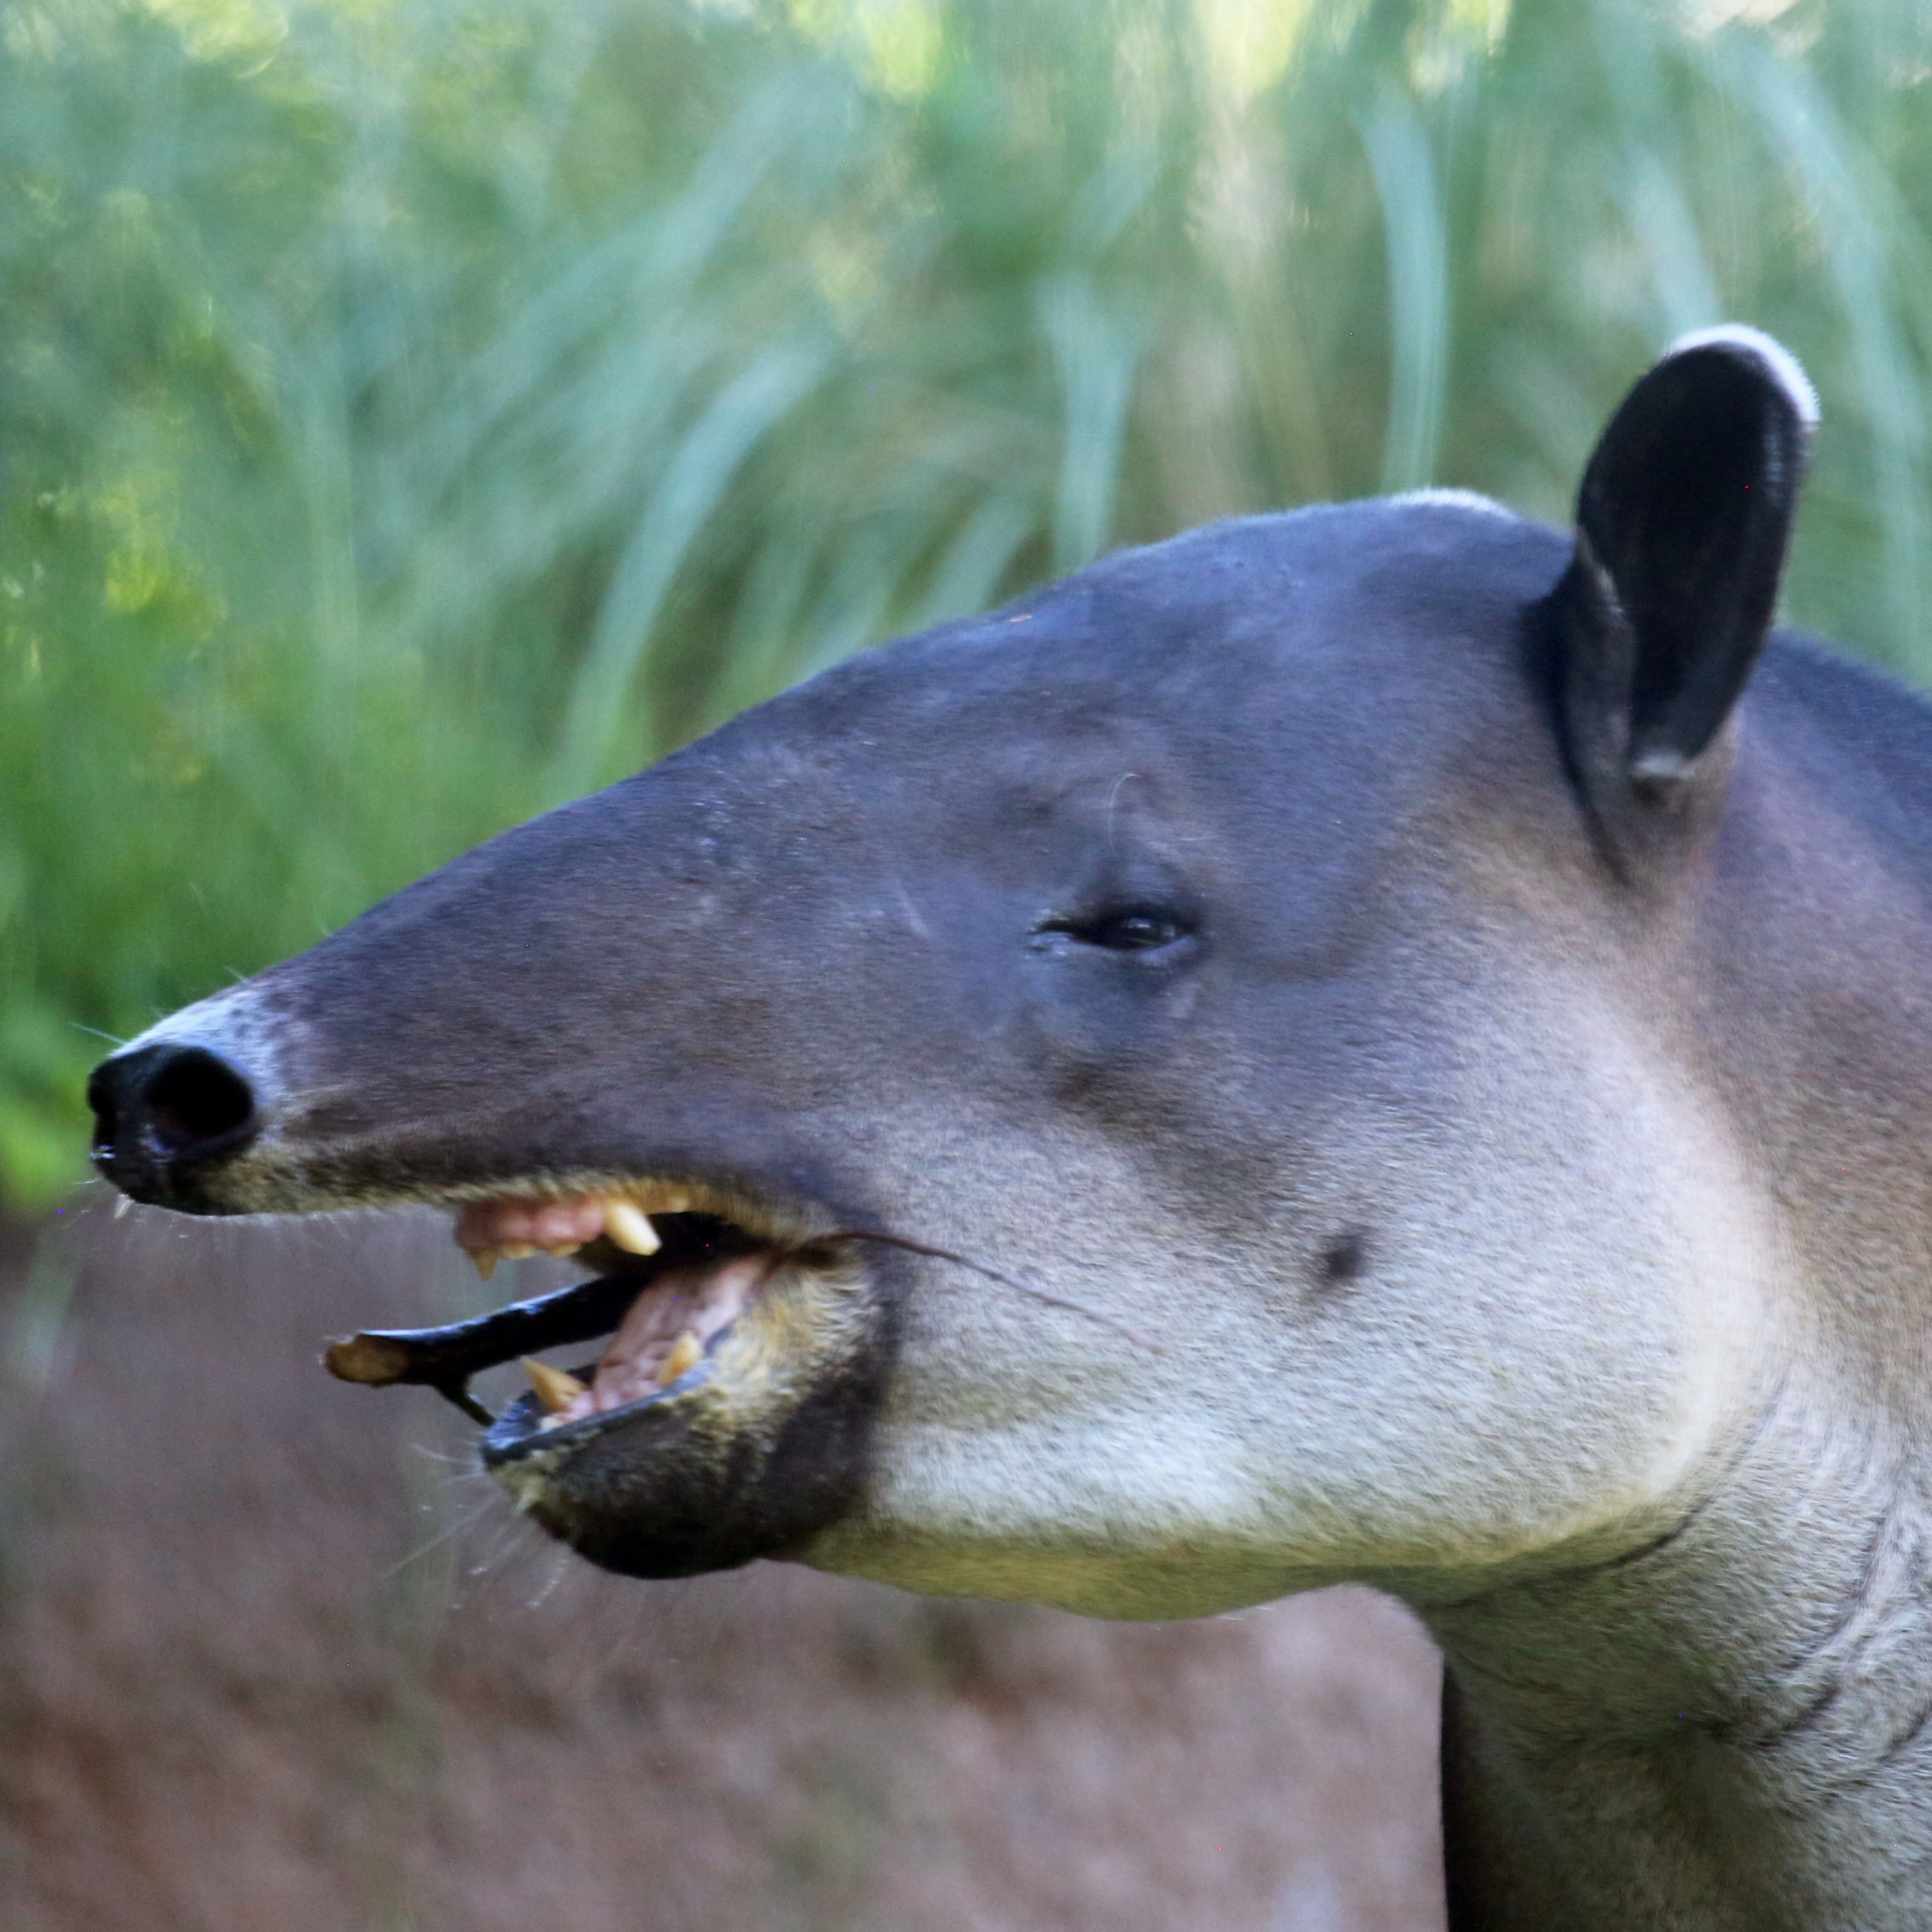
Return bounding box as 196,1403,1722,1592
823,1227,1166,1353
375,1491,502,1582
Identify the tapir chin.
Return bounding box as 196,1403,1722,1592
90,327,1932,1930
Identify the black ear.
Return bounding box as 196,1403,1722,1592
1548,326,1815,874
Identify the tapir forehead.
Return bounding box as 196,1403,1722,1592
669,498,1571,844
771,498,1567,755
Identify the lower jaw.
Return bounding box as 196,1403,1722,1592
325,1220,891,1580
487,1324,889,1579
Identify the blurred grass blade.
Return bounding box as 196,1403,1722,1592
1616,154,1721,346
1724,36,1932,666
418,69,837,507
1359,86,1447,494
1041,273,1140,574
548,334,834,799
916,494,1037,628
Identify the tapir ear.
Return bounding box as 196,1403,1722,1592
1548,325,1815,869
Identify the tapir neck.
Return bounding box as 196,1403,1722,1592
1382,692,1932,1932
1408,664,1932,1930
1417,1374,1932,1932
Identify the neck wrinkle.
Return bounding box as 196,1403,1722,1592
1416,1377,1932,1931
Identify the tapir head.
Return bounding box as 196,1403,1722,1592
91,330,1814,1617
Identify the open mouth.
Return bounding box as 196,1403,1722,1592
325,1186,780,1423
321,1179,889,1575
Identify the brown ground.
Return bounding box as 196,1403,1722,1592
0,1200,1445,1931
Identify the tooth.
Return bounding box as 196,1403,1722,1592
521,1357,586,1415
658,1331,702,1386
500,1241,537,1261
469,1250,499,1282
605,1199,660,1255
544,1242,582,1259
114,1194,132,1220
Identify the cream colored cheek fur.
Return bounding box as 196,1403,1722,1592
806,995,1780,1620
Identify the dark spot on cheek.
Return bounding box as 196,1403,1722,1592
1316,1229,1371,1293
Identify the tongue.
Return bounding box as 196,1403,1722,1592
545,1254,769,1427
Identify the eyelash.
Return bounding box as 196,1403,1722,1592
1041,908,1192,952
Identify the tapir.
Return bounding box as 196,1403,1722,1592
88,327,1932,1930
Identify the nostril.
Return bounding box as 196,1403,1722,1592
90,1043,259,1171
88,1041,262,1208
141,1048,257,1154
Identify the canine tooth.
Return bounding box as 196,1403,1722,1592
114,1194,132,1219
469,1250,499,1281
658,1331,702,1386
605,1199,661,1255
520,1357,586,1415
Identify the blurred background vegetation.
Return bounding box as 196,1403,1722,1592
6,0,1932,1207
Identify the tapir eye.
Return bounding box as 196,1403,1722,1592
1042,906,1193,952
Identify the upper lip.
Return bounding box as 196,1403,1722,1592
443,1174,820,1269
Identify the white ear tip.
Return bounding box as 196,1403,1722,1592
1663,325,1820,429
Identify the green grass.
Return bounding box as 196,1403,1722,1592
6,0,1932,1204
